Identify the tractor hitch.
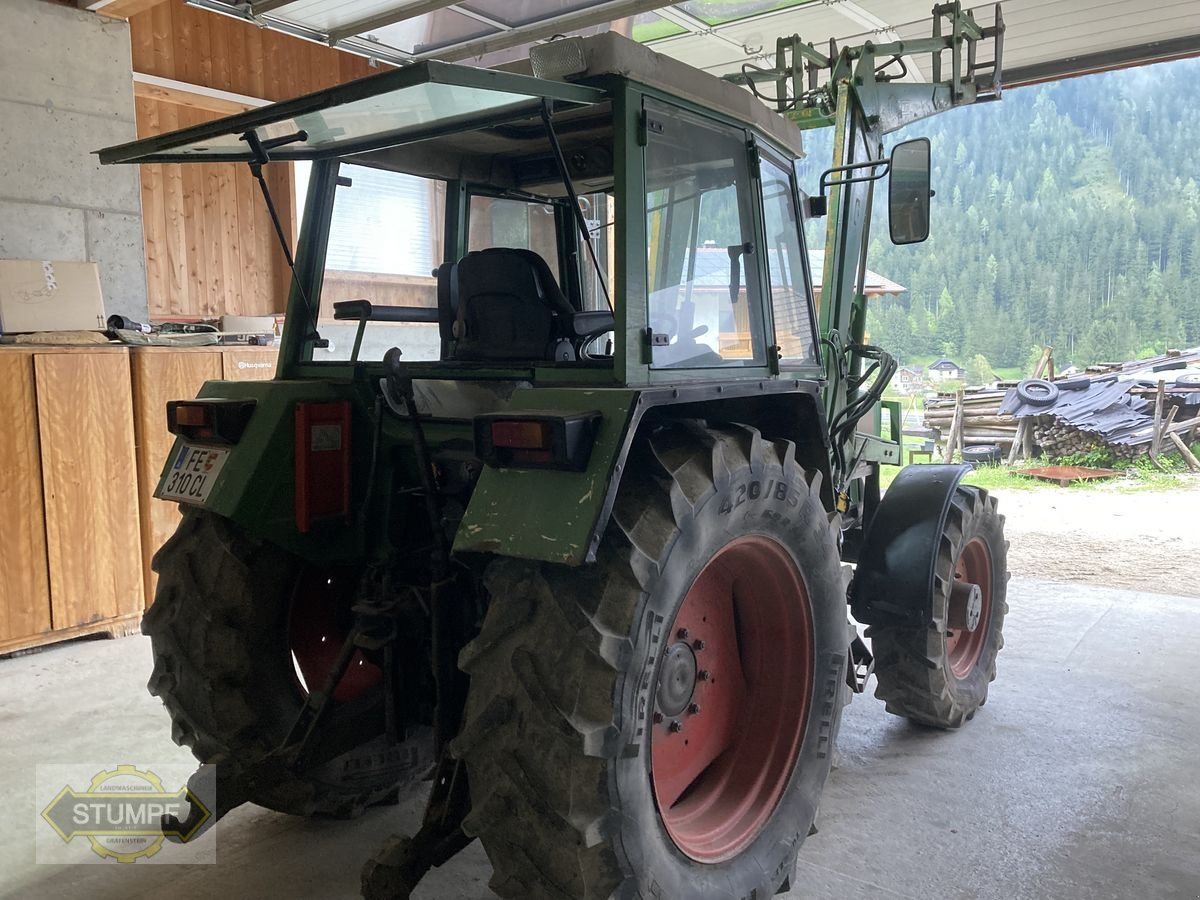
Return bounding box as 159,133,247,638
361,756,473,900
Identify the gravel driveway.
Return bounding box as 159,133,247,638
988,480,1200,595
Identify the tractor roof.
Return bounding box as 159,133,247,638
504,33,804,159
99,34,801,169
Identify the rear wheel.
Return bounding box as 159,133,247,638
869,486,1008,728
453,423,847,898
143,511,423,817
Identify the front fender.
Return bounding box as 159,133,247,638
849,463,972,627
844,465,974,628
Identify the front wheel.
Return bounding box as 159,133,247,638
452,423,848,898
869,485,1008,728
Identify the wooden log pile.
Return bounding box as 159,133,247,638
1031,420,1140,460
923,388,1018,456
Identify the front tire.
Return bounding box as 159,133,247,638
452,423,847,899
869,485,1008,728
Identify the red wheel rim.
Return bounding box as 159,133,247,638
288,567,382,703
945,537,993,679
650,536,814,863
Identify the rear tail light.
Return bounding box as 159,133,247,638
167,399,256,444
474,412,601,471
295,401,352,533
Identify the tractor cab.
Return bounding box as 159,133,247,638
101,33,820,387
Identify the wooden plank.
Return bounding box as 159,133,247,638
0,613,141,657
158,103,191,318
128,0,156,72
130,348,222,607
150,0,174,80
222,347,279,381
1152,381,1165,458
1168,432,1200,472
0,352,52,644
944,389,964,462
209,14,232,91
133,77,261,117
203,158,226,317
136,98,168,316
227,12,251,100
178,108,209,318
234,164,263,314
216,164,245,316
35,350,144,628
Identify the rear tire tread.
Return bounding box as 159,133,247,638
452,423,821,900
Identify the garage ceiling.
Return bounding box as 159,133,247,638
186,0,1200,87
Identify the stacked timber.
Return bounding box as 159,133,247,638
1031,421,1138,459
922,388,1018,452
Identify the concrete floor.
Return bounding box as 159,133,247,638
2,577,1199,900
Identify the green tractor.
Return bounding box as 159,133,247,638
101,4,1007,897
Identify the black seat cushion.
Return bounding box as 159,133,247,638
442,248,575,362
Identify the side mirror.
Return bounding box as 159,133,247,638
888,138,932,245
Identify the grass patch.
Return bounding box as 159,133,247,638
879,449,1199,494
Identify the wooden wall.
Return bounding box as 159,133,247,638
128,1,378,320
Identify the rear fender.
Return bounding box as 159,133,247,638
453,388,638,565
454,379,827,566
163,378,373,561
849,463,971,627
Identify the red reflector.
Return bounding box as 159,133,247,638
491,420,552,449
295,401,352,533
174,404,210,427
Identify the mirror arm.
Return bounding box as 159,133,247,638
809,158,890,217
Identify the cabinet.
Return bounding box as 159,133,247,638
0,352,52,645
0,344,279,652
0,347,143,653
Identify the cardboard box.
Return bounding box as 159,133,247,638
0,260,106,334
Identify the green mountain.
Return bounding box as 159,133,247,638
801,57,1200,370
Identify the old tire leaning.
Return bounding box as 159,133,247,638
143,510,408,817
452,422,847,899
868,485,1008,728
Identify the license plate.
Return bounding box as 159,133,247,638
157,443,230,506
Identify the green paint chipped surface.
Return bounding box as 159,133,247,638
452,388,636,565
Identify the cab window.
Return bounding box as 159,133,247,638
468,194,561,281
314,162,445,362
644,100,765,369
760,155,818,365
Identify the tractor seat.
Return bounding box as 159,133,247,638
436,248,613,361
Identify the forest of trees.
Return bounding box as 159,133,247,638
802,56,1200,370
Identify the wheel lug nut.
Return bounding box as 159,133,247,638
668,720,683,733
692,639,705,651
688,703,700,715
697,670,710,681
653,711,664,724
676,628,689,640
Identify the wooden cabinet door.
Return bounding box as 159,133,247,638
35,350,144,628
131,349,222,608
222,347,277,381
0,352,52,646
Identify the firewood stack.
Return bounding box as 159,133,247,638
922,388,1017,451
